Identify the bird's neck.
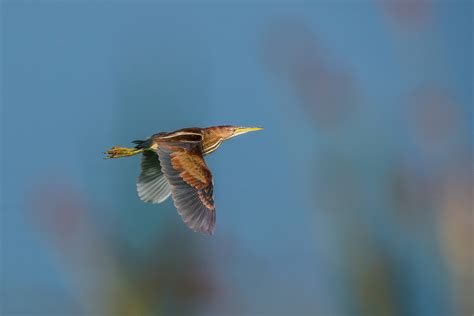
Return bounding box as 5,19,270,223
202,132,223,156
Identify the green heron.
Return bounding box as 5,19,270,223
105,126,263,234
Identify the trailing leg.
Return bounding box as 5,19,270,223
104,146,145,159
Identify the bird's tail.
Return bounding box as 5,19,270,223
131,139,149,149
104,146,144,159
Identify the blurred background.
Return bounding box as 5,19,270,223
1,1,472,315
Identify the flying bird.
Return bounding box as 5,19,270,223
105,126,263,235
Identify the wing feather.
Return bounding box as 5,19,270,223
136,151,171,204
157,142,216,234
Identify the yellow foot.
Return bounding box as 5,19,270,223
104,146,143,159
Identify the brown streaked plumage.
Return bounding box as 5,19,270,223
104,125,263,234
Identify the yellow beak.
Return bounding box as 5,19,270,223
234,127,264,136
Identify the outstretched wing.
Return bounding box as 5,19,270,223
157,141,216,234
136,151,171,204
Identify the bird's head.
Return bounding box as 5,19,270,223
214,125,263,141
